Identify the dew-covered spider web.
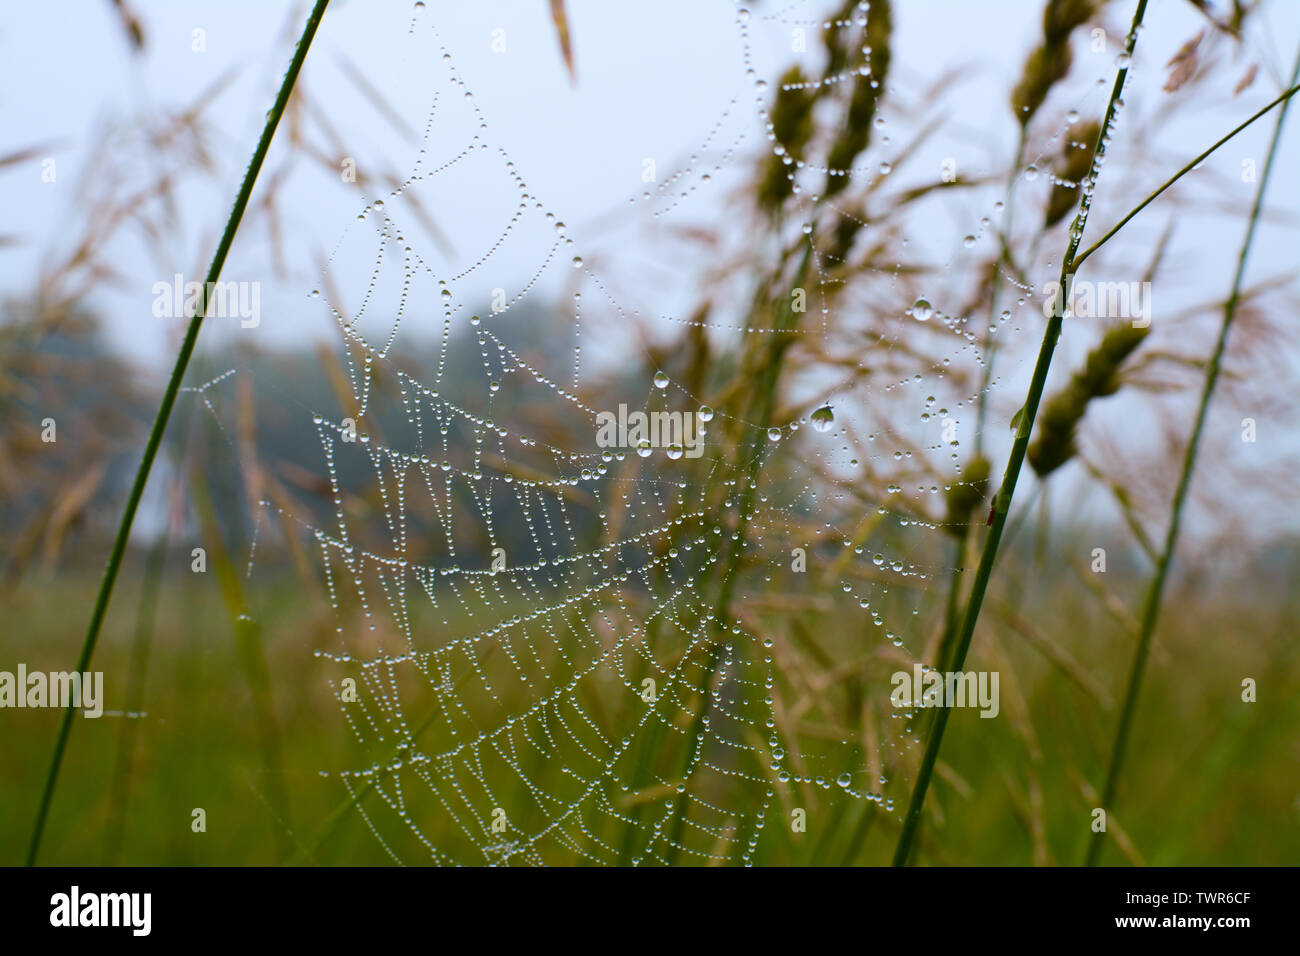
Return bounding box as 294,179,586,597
237,0,1110,865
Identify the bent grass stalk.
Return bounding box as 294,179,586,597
1085,46,1300,867
25,0,331,866
1072,80,1300,271
890,0,1151,867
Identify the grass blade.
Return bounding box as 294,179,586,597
1084,45,1300,867
1072,80,1300,269
25,0,332,866
890,0,1151,867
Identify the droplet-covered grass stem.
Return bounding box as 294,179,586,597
891,0,1150,867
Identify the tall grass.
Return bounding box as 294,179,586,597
1085,45,1300,866
13,0,1299,868
891,0,1151,867
666,247,813,861
974,0,1100,454
660,0,894,862
24,0,332,866
891,1,1300,864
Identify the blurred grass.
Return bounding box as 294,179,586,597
0,570,393,865
3,554,1296,866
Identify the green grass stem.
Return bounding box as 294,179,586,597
1084,46,1300,867
25,0,331,866
890,0,1151,867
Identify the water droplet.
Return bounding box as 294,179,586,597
571,255,583,268
1024,164,1039,181
653,371,669,389
1010,405,1026,434
810,405,834,432
911,297,933,321
698,405,714,422
767,426,782,441
636,440,653,458
666,444,684,460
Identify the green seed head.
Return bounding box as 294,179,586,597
1029,323,1150,477
1011,0,1099,127
945,455,991,536
1045,120,1102,227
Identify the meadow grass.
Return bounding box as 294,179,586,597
24,0,332,866
11,0,1300,869
890,0,1154,867
892,2,1300,867
5,560,1298,866
1085,45,1300,866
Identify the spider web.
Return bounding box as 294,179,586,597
243,1,1007,866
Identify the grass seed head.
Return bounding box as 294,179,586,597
1012,0,1099,127
759,66,817,213
822,0,862,78
824,0,892,198
945,455,991,536
1029,323,1151,477
1044,0,1099,45
1045,120,1102,227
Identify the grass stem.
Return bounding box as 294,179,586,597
664,244,812,863
25,0,331,866
1073,81,1300,270
1084,46,1300,867
890,0,1150,867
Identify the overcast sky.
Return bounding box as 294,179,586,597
3,0,1296,355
